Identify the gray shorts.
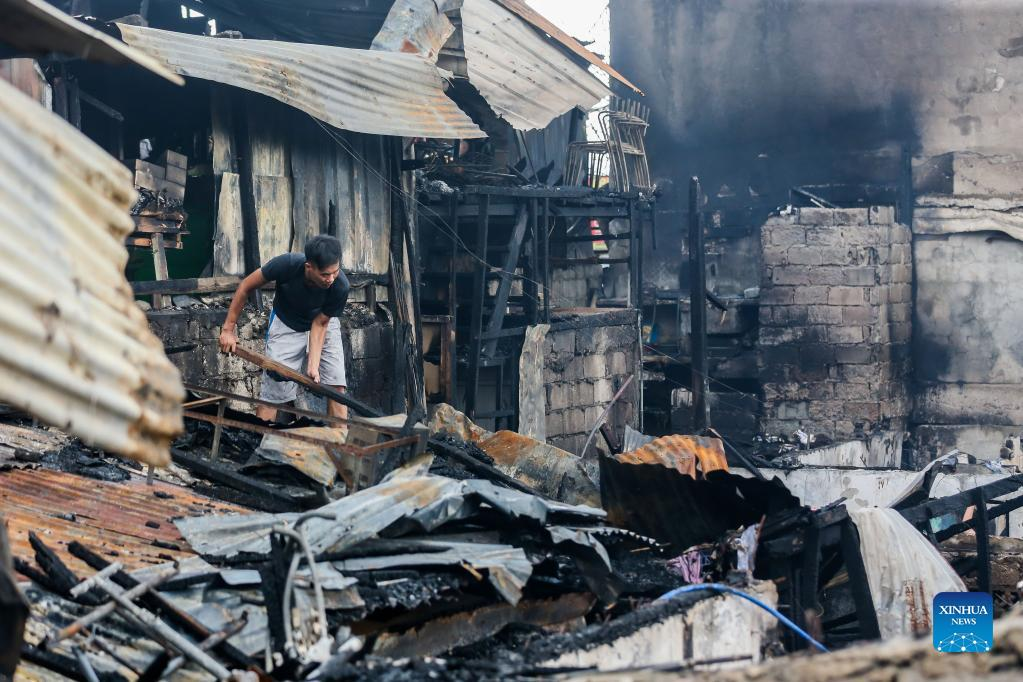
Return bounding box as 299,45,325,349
260,314,347,403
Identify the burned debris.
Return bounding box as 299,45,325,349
3,0,1023,680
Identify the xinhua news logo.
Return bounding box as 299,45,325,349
933,592,993,653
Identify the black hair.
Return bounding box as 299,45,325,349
305,235,342,269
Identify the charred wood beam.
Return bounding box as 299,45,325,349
974,488,991,593
170,448,302,513
839,519,881,641
689,178,709,431
934,493,1023,542
465,194,490,418
481,204,528,358
899,475,1023,526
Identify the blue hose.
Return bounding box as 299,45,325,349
657,583,830,653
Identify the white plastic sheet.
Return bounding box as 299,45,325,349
847,505,965,639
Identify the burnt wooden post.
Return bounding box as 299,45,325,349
466,194,490,419
232,92,262,308
447,195,460,408
689,177,710,431
796,521,822,649
542,198,551,322
525,198,539,325
973,488,991,593
840,519,881,640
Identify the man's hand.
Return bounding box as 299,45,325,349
307,360,321,383
218,328,239,353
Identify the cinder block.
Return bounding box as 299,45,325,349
576,381,595,405
545,411,565,436
828,287,867,306
562,408,587,435
816,246,854,266
776,401,809,419
805,229,845,247
549,383,571,410
786,246,822,265
593,378,615,403
797,208,836,226
771,305,809,326
769,226,807,247
869,205,896,224
828,325,865,344
806,266,845,286
806,305,843,324
772,267,813,286
551,330,575,355
760,286,795,305
607,351,629,375
793,286,829,305
832,208,869,225
582,354,606,378
842,305,876,324
835,346,874,366
842,267,877,286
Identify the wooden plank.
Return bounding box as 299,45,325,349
157,149,187,169
165,164,187,186
254,176,294,265
899,475,1023,524
131,276,246,296
481,204,529,358
132,217,183,234
210,86,236,176
125,236,183,250
134,159,165,178
151,234,170,309
214,172,246,276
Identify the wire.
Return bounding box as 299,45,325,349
658,583,829,653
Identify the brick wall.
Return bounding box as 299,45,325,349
148,303,393,411
542,310,641,457
550,242,604,307
758,207,912,439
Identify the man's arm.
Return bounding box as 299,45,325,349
306,313,330,382
218,270,269,352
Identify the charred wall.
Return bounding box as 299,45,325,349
610,0,1023,289
758,207,912,440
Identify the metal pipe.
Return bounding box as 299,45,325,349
69,563,122,597
52,569,176,643
162,615,249,678
90,576,232,680
71,646,100,682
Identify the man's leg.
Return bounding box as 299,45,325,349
319,319,348,429
259,315,304,422
328,387,348,422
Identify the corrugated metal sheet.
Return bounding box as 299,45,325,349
119,24,485,140
0,0,183,84
492,0,643,95
177,474,604,562
371,0,456,61
616,435,729,478
0,469,247,574
459,0,611,130
0,77,184,467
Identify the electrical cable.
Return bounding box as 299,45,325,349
657,583,829,653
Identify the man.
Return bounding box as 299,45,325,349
219,235,350,423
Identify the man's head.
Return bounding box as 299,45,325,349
304,235,342,289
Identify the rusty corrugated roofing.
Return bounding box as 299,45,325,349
615,435,729,478
0,0,183,84
0,77,184,466
0,469,247,574
119,24,485,139
459,0,611,130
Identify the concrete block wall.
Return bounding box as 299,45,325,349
758,207,912,438
148,303,393,411
542,311,641,457
550,242,604,307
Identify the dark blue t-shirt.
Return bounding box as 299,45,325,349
261,253,349,332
